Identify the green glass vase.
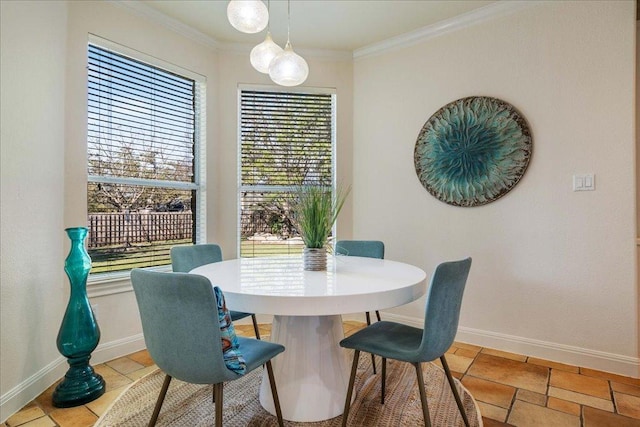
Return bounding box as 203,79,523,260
53,227,105,407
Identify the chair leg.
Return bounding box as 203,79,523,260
414,363,432,427
440,356,471,427
148,374,171,427
381,357,387,404
214,383,223,427
364,312,377,375
375,310,381,322
371,353,377,375
265,360,284,427
342,350,360,427
251,314,261,340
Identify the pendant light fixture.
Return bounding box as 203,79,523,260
268,0,308,86
250,1,283,74
227,0,269,34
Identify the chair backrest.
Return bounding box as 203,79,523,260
335,240,385,259
131,269,239,384
171,244,223,272
417,258,472,362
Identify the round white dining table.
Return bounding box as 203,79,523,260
190,255,427,422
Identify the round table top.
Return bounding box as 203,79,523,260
190,255,427,316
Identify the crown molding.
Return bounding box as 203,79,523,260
112,0,351,60
292,46,353,61
112,0,534,62
354,1,536,59
217,41,353,61
112,0,220,51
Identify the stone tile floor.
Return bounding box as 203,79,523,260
3,321,639,427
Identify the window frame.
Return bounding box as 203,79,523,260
236,84,338,258
86,35,206,291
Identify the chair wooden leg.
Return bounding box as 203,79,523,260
342,350,360,427
148,374,171,427
440,356,470,427
251,314,261,340
375,310,381,322
414,363,432,427
381,357,387,404
213,383,223,427
265,360,284,427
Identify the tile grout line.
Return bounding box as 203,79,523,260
457,345,504,424
608,378,618,416
501,381,519,426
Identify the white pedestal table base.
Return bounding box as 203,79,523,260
259,314,353,422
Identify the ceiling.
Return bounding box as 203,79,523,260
140,0,497,52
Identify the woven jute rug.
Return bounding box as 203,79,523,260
96,353,482,426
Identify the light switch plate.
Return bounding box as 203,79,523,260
573,174,595,191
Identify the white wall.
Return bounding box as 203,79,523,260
0,1,69,420
637,21,640,241
636,19,640,362
353,1,638,376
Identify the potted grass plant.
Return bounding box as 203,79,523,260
292,185,350,270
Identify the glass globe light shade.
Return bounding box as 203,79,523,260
227,0,269,34
250,32,283,74
268,41,309,87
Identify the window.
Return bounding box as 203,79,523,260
238,87,336,257
87,40,205,275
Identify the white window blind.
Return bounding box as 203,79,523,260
239,88,336,257
87,42,205,274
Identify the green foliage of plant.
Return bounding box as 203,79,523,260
292,186,350,249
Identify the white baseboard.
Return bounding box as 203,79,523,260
341,313,368,322
90,333,146,365
0,356,67,423
380,312,424,328
380,312,640,379
0,333,146,423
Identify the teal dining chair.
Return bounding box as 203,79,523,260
339,258,472,427
171,244,261,339
131,269,285,427
335,240,385,374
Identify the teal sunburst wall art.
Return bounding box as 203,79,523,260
414,96,532,207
